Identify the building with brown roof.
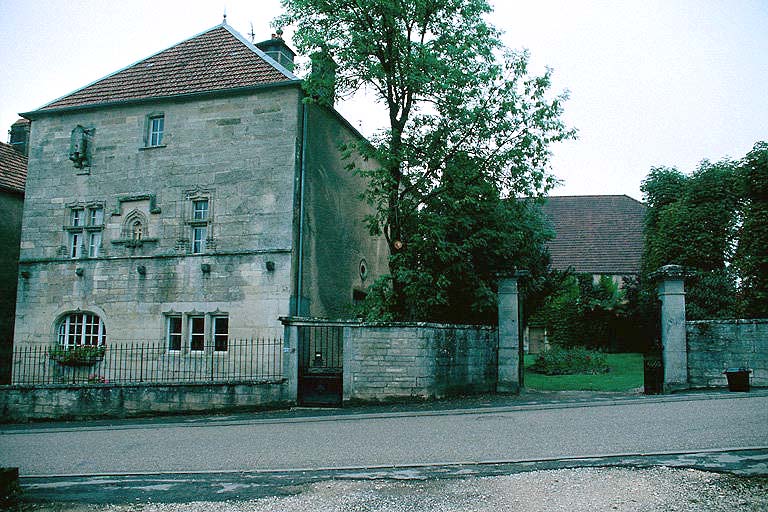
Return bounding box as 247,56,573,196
12,22,387,390
539,195,647,278
0,139,27,383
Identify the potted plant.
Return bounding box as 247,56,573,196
49,345,106,367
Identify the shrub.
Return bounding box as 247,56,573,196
529,346,610,376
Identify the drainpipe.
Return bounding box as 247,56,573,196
295,103,308,316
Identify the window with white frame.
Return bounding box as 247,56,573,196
189,316,205,352
213,316,229,352
57,312,106,348
148,114,164,147
193,199,209,221
166,316,182,351
192,226,207,254
67,205,104,259
69,232,83,259
88,231,102,258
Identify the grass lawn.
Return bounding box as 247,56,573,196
524,352,644,392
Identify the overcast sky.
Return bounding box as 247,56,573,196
2,0,766,200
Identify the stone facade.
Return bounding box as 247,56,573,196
687,319,768,388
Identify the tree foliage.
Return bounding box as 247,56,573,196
734,142,768,317
277,0,575,320
641,142,768,319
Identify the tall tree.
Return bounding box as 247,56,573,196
641,160,740,319
734,142,768,317
277,0,574,318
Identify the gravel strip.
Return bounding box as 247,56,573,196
16,466,768,512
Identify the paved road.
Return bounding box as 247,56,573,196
2,393,767,477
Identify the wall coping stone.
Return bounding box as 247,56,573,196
687,318,768,326
0,379,285,392
280,316,496,330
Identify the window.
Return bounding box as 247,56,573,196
67,205,104,259
167,316,182,351
88,231,102,258
213,316,229,352
69,232,82,259
189,316,205,352
192,226,207,254
71,209,83,227
148,115,164,146
57,312,106,347
193,199,209,221
88,207,104,226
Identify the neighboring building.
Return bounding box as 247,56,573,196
527,195,647,353
539,194,647,279
0,138,27,383
13,22,387,360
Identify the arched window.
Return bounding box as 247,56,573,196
57,312,107,348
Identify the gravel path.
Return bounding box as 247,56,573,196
16,467,768,512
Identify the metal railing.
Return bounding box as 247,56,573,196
6,338,283,386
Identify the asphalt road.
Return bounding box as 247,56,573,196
2,394,767,477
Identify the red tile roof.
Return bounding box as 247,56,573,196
37,24,297,112
540,195,647,275
0,142,27,194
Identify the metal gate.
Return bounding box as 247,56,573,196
297,325,343,406
643,300,664,394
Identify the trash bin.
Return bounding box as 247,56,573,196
723,368,751,392
644,353,664,395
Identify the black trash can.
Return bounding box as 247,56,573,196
723,368,751,392
643,353,664,395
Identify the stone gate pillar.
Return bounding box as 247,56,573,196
497,271,528,394
280,318,299,403
654,265,689,392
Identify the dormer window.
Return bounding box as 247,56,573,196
145,113,165,147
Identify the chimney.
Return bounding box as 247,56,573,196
309,48,338,107
9,118,30,157
255,29,296,72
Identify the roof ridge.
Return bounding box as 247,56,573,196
219,23,298,80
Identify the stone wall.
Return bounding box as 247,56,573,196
0,380,287,422
687,319,768,388
341,322,498,401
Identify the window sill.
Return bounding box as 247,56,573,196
139,145,167,151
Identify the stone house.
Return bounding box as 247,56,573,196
539,194,647,281
527,195,647,353
13,22,387,360
0,135,27,383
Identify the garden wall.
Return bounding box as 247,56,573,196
686,319,768,388
0,380,287,422
342,322,498,402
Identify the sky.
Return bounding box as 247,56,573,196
1,0,766,201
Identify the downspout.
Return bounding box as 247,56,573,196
296,103,309,316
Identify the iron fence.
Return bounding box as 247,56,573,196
7,338,283,386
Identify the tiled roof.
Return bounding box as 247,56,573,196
539,195,647,275
37,24,297,112
0,142,27,194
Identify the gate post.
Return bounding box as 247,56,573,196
281,319,299,403
653,265,689,392
497,271,528,394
